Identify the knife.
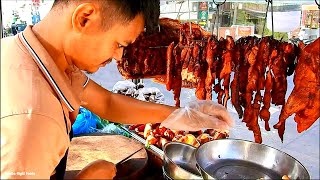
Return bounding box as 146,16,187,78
115,147,144,166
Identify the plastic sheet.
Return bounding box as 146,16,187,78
161,100,234,131
112,80,136,97
96,124,131,137
134,87,165,104
112,81,165,104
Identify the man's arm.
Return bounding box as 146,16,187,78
81,80,177,124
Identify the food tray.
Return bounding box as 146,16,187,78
119,125,164,158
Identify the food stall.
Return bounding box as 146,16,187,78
113,0,319,179
74,0,319,179
1,0,319,179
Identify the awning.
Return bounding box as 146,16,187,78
267,11,301,32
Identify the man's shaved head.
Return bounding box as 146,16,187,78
45,0,159,73
52,0,160,33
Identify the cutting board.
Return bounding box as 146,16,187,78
65,134,148,180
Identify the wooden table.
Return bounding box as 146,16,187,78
65,134,149,179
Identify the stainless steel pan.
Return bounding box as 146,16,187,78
195,139,310,180
163,142,202,179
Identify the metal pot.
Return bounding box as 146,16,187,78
195,139,310,180
163,142,202,179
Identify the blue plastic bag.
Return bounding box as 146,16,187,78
72,107,100,135
72,107,130,137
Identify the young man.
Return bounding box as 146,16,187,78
1,0,232,179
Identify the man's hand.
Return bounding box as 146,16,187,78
75,159,117,179
65,65,88,105
161,100,234,131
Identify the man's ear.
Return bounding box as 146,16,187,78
71,3,98,33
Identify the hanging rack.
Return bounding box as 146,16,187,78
262,0,274,38
187,0,192,34
176,1,184,19
270,0,274,37
315,0,320,9
0,0,3,38
212,0,226,37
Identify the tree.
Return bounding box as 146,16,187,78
262,27,289,41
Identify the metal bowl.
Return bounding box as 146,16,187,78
162,166,173,180
195,139,310,180
163,142,202,179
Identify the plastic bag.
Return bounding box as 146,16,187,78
112,80,136,97
161,100,234,131
96,118,110,129
96,123,131,137
72,107,100,135
134,87,164,104
73,107,130,137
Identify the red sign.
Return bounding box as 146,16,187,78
32,0,40,6
237,26,254,37
302,10,319,28
199,2,208,11
218,27,236,39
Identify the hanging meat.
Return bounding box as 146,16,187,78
230,39,243,118
274,38,320,142
166,42,175,91
118,18,181,79
118,18,319,143
244,37,271,143
219,36,235,107
205,36,219,101
196,39,208,101
259,39,278,131
172,45,183,107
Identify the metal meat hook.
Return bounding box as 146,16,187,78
262,0,274,38
212,0,226,37
212,0,226,6
315,0,320,9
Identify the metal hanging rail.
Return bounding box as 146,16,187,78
0,0,3,38
212,0,226,37
315,0,320,9
176,1,184,19
270,0,274,37
188,0,192,34
262,0,274,38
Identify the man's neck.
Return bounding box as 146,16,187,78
32,13,71,73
